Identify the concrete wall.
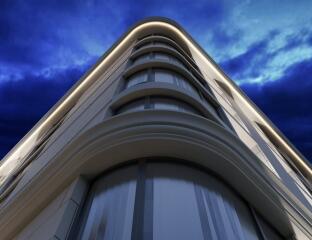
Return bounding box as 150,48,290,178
190,46,312,213
4,42,134,206
15,178,87,240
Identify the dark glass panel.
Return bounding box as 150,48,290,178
125,71,149,88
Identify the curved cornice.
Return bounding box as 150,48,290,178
0,111,311,239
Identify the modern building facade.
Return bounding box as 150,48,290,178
0,18,311,239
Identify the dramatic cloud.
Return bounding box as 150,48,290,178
0,64,90,158
241,58,312,160
220,30,279,83
0,0,312,162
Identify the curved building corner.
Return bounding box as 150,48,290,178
0,18,311,240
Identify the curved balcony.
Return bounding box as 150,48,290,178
133,39,207,86
110,81,223,125
123,58,220,107
135,35,194,61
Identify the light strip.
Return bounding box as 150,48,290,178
1,21,311,178
162,23,312,176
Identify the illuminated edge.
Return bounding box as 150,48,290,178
0,19,311,178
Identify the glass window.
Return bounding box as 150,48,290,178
116,98,146,114
125,71,149,88
153,69,198,96
133,53,150,65
170,55,185,68
125,68,200,98
153,52,185,68
147,163,262,240
154,52,170,61
150,164,205,240
154,69,175,84
151,97,200,115
78,166,137,240
176,74,198,95
77,162,281,240
115,96,201,116
152,97,180,112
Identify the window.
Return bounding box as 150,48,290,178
154,52,170,61
132,52,186,69
135,40,182,59
122,70,229,127
125,68,199,97
77,166,137,239
132,53,151,65
134,38,200,73
154,52,185,68
76,162,282,240
151,97,199,114
154,69,175,84
115,96,201,116
175,74,198,95
125,70,149,88
115,98,146,114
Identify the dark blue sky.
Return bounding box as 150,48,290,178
0,0,312,161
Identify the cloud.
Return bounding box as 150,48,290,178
0,0,122,76
0,0,312,163
220,30,279,82
0,63,89,158
241,58,312,161
0,0,231,159
219,26,312,85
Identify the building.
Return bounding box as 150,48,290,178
0,18,311,239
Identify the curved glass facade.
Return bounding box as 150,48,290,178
77,162,282,240
122,67,224,121
115,96,200,115
125,69,198,96
132,52,185,68
125,70,149,88
132,53,151,65
135,37,193,66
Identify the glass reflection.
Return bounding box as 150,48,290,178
78,162,283,240
79,166,137,240
125,68,199,97
115,96,200,115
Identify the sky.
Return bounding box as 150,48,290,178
0,0,312,161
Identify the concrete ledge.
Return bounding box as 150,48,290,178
1,111,311,239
